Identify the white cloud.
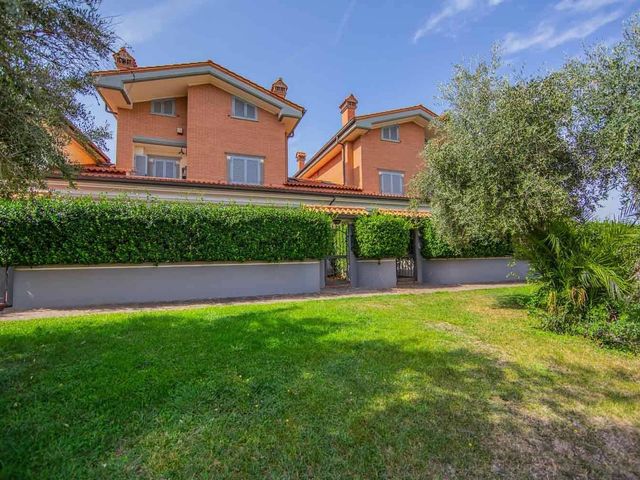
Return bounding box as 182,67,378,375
555,0,624,12
334,0,357,45
502,9,624,53
115,0,203,45
412,0,505,43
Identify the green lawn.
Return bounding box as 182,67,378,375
1,286,639,479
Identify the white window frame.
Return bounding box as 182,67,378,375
150,98,176,116
227,154,264,185
379,170,404,195
231,96,258,121
381,125,400,142
134,154,180,179
149,156,180,179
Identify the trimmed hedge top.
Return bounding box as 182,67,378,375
420,217,512,259
0,197,334,266
354,212,411,259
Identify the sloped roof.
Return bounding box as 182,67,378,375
295,104,437,178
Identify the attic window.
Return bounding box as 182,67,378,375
232,97,257,120
381,125,400,142
151,99,175,116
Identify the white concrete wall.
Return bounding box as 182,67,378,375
354,259,397,289
10,261,321,310
422,257,529,285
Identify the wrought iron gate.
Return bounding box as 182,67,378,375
324,222,351,285
396,229,417,280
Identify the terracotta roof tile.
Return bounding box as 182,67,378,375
68,169,411,200
305,205,430,218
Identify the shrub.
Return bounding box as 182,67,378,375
520,219,640,350
0,197,334,266
420,217,513,259
354,213,410,259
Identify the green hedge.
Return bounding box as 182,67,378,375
354,213,411,259
0,197,334,266
420,217,512,259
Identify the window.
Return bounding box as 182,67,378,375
151,99,175,116
379,170,404,195
134,155,180,179
227,155,263,184
232,96,257,120
381,125,400,142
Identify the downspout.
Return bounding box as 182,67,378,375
339,140,347,186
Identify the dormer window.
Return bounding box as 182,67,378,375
232,96,257,120
151,99,175,116
381,125,400,142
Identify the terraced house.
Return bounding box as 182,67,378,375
49,48,435,215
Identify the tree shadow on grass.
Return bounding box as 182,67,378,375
0,304,639,479
491,292,532,310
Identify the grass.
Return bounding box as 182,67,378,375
1,286,639,479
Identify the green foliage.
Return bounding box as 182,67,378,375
354,213,410,259
520,220,640,350
412,16,640,245
420,217,512,259
0,197,334,266
0,0,115,197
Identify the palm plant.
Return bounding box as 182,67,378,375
517,219,639,330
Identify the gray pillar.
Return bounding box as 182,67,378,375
1,267,13,307
319,260,326,289
348,223,359,287
414,229,424,284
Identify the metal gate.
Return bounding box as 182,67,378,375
396,229,416,280
324,222,351,286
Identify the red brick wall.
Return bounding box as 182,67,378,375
186,84,287,184
115,97,188,170
358,122,426,193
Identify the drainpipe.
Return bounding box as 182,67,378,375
339,140,347,185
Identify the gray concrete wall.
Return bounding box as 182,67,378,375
355,259,397,289
422,257,529,286
11,261,321,310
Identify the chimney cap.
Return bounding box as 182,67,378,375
295,151,306,159
113,47,137,70
271,77,288,98
339,93,358,112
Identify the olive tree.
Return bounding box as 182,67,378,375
0,0,115,198
412,16,640,245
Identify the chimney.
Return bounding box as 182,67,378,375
112,47,137,70
339,93,358,126
271,78,288,98
296,151,306,171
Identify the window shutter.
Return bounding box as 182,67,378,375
392,174,403,194
165,161,176,179
234,98,245,117
155,160,165,178
246,103,256,119
230,157,244,183
246,159,261,184
163,100,173,115
134,155,147,175
380,173,391,193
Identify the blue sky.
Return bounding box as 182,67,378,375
91,0,639,217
